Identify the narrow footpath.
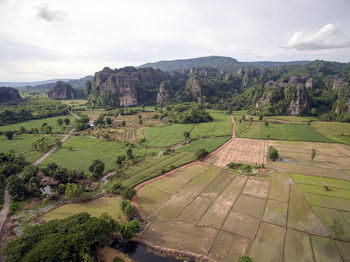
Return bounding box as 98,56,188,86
0,111,80,234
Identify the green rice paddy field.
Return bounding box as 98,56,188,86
39,136,158,172
141,124,194,147
239,122,332,142
0,115,75,133
135,163,350,262
43,196,122,221
0,134,59,162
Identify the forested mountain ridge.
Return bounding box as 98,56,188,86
138,56,311,72
86,59,350,121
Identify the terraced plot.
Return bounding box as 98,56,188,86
292,173,350,241
205,138,268,167
141,124,194,147
137,156,347,261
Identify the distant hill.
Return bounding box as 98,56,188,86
138,56,311,72
0,86,22,103
0,79,73,89
0,76,93,90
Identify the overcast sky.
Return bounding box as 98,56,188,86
1,0,350,81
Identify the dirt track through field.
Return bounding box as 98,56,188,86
134,115,236,194
0,112,79,235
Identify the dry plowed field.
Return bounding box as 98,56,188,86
205,138,269,168
136,164,348,261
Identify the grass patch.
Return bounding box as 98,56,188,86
266,115,317,123
231,111,249,136
238,122,261,138
259,123,331,142
304,193,350,211
313,207,350,241
43,196,122,221
117,151,196,187
60,99,88,107
137,185,171,215
297,184,350,199
0,134,60,162
239,122,331,142
311,235,343,262
178,136,230,153
0,115,75,133
40,136,157,172
141,124,194,147
312,122,350,145
291,174,350,190
190,110,233,138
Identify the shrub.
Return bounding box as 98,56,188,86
237,255,253,262
120,200,136,220
120,220,140,243
196,148,208,159
81,192,93,202
113,258,124,262
268,146,279,161
5,131,14,140
121,187,136,200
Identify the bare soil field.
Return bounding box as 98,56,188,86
269,140,350,180
205,138,269,168
136,161,348,261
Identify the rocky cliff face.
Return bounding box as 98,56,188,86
48,81,77,100
254,75,310,116
185,75,202,103
157,81,172,105
0,86,22,103
333,76,350,115
91,67,168,106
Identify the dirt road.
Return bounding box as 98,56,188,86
32,127,75,166
0,111,79,234
0,190,10,234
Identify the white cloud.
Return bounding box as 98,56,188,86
285,23,350,51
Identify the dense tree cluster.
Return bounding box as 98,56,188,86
3,213,115,262
0,99,69,126
41,162,86,184
171,104,213,124
0,152,28,178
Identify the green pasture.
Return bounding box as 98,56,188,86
178,136,230,153
0,115,75,133
190,110,233,138
231,111,249,136
39,136,157,172
311,235,343,262
312,122,350,145
239,122,331,142
141,123,194,147
266,115,317,123
43,196,122,221
313,207,350,241
60,99,88,106
117,151,196,187
0,134,59,162
291,174,350,190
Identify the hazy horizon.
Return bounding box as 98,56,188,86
1,0,350,82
